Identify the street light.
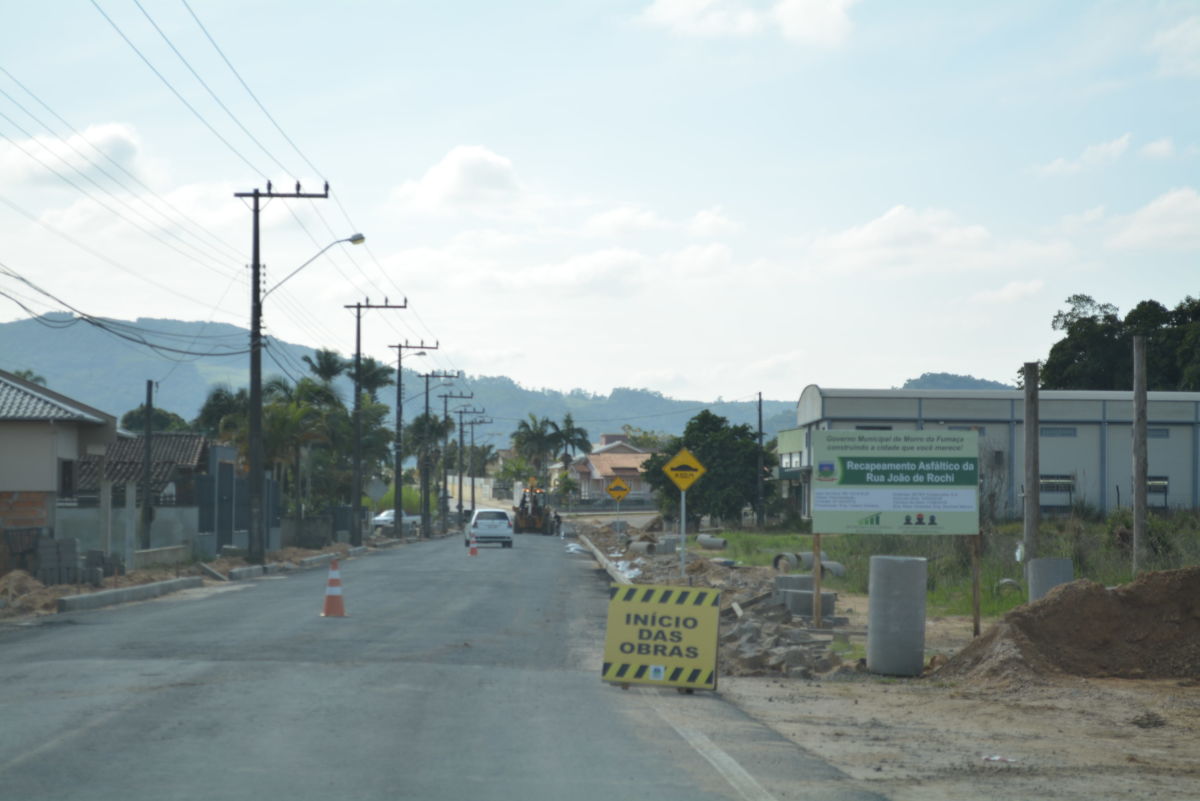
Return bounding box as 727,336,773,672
249,233,366,565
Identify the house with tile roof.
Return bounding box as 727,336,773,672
0,368,118,533
569,434,655,500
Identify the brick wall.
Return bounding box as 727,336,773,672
0,491,51,529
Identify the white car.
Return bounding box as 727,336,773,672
372,508,421,535
466,508,513,548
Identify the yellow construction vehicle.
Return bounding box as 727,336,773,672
513,484,554,534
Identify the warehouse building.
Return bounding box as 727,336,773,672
775,384,1200,520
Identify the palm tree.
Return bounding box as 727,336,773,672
554,412,591,468
512,413,556,480
193,385,248,439
357,356,395,402
303,348,348,383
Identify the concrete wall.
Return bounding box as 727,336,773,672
56,505,200,552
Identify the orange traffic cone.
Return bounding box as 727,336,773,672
468,529,478,557
320,559,347,617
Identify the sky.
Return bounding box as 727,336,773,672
0,1,1197,405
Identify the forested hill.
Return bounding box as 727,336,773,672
0,314,797,441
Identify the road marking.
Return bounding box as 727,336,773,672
658,718,777,801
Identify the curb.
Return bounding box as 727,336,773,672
57,577,204,612
578,534,632,586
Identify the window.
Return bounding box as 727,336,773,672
58,459,76,498
855,425,893,431
1147,428,1169,439
1039,474,1074,494
1040,426,1077,437
1148,476,1169,495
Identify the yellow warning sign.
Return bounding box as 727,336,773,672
606,477,630,501
602,583,720,690
663,447,706,492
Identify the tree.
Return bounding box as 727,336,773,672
193,385,247,438
302,348,348,383
512,413,556,480
641,410,775,526
1039,294,1200,391
553,412,591,467
10,368,46,385
121,404,190,433
357,356,395,402
621,424,670,452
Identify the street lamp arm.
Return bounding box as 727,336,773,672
263,233,365,299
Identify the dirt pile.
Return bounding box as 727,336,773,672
938,566,1200,684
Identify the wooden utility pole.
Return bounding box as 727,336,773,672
1023,362,1039,564
1132,335,1147,576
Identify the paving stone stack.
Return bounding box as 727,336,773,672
718,605,843,678
37,536,80,585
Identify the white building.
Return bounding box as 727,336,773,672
776,385,1200,519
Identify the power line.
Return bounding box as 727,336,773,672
90,0,268,181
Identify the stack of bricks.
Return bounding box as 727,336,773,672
36,536,80,586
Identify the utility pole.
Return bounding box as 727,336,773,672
419,371,459,538
345,298,407,547
1133,335,1147,576
1023,362,1040,567
388,341,435,538
454,406,484,525
439,391,474,533
141,380,153,550
235,181,329,565
465,417,492,516
756,391,765,528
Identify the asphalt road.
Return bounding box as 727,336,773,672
0,534,884,801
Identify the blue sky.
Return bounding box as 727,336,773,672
1,1,1197,404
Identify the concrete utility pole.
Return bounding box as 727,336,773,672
1132,335,1147,576
419,371,459,538
439,391,474,533
756,391,764,528
235,181,330,565
465,417,492,516
345,298,407,547
454,406,484,525
388,341,435,537
1023,362,1040,565
141,380,153,550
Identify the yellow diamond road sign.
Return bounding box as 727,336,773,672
607,477,630,501
663,447,706,492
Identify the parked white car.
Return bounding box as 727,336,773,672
372,508,421,535
466,508,513,548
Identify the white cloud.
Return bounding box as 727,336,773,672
585,205,670,236
808,205,992,274
1140,137,1175,159
639,0,857,46
772,0,859,47
1108,188,1200,250
689,206,742,237
640,0,763,37
1151,16,1200,78
968,280,1045,305
1038,134,1131,175
389,146,525,216
0,123,145,186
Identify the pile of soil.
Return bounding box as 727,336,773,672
938,566,1200,683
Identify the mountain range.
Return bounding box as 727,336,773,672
0,314,1012,445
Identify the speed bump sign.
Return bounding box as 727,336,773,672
602,583,720,691
606,477,630,501
663,448,706,492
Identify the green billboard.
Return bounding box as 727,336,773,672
811,430,979,535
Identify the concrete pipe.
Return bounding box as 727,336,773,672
697,534,727,550
1027,557,1073,602
627,540,656,556
867,555,927,677
779,589,838,618
657,536,678,555
773,552,799,572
